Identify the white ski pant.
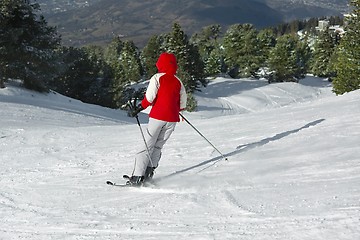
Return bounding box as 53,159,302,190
132,118,176,176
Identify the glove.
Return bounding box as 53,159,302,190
128,103,144,117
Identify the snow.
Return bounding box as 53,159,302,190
1,76,359,239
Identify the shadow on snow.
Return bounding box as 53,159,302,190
162,118,325,180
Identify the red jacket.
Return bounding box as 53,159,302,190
141,53,187,122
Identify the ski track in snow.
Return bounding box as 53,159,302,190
1,77,360,239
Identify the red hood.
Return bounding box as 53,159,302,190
156,52,177,75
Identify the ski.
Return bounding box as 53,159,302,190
106,180,129,187
106,175,132,187
106,175,157,188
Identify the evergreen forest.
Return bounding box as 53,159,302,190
1,0,359,111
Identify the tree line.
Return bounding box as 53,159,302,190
1,0,359,111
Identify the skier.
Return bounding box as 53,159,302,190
127,52,187,186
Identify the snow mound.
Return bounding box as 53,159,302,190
193,76,333,118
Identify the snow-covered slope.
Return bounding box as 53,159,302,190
193,76,333,118
1,76,359,239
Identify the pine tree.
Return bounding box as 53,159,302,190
268,34,299,82
119,40,143,84
142,35,162,78
51,47,100,103
223,24,261,78
81,45,114,107
104,37,126,107
332,0,360,95
311,27,337,77
0,0,60,92
257,28,276,69
104,36,123,81
191,24,221,59
205,45,223,77
240,25,261,77
163,23,205,102
165,23,203,90
104,38,144,108
223,24,243,74
294,36,312,79
190,24,223,77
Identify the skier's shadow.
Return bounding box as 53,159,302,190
162,118,325,179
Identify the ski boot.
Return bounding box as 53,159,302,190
125,176,144,187
143,167,156,183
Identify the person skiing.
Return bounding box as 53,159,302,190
127,52,187,186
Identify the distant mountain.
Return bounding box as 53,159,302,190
38,0,348,48
261,0,349,21
36,0,102,13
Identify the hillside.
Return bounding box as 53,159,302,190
39,0,348,47
263,0,349,17
1,76,359,239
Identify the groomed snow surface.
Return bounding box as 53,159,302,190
1,76,359,239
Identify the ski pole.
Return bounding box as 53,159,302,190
179,112,227,161
135,115,155,168
135,115,154,170
126,97,155,169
